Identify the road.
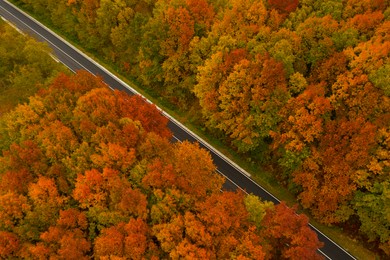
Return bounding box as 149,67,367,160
0,1,357,259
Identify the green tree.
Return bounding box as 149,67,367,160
0,22,67,113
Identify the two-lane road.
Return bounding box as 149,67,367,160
0,1,357,259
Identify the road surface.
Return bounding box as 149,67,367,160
0,1,357,259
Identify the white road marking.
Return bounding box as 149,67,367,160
49,53,60,63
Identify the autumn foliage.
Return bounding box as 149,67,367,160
0,71,322,259
8,0,390,255
268,0,299,15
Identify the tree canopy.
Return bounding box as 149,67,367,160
9,0,390,255
0,71,323,259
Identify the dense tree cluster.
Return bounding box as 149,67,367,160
0,20,67,113
0,71,323,259
11,0,390,254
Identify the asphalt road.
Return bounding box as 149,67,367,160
0,1,357,259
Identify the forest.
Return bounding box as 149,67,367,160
0,69,323,258
5,0,390,257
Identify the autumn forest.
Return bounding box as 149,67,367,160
0,64,323,258
1,0,390,258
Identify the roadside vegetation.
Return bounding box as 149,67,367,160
0,19,68,113
6,0,390,258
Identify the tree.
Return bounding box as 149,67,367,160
94,218,153,259
330,71,387,120
294,118,377,223
74,0,101,50
353,181,390,255
48,0,77,37
244,194,274,229
276,83,332,152
296,15,339,68
17,176,67,241
37,120,78,161
193,192,253,258
152,191,269,259
346,11,384,38
267,28,303,76
0,193,30,230
73,169,107,209
195,47,290,152
369,62,390,97
30,209,90,260
95,0,123,54
0,231,20,258
114,93,171,139
110,7,147,70
28,176,65,206
343,0,387,19
260,202,323,260
137,0,216,108
268,0,299,15
313,0,344,21
0,141,46,194
94,224,125,258
143,141,223,199
309,52,348,87
272,83,331,188
124,218,152,258
186,0,215,36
